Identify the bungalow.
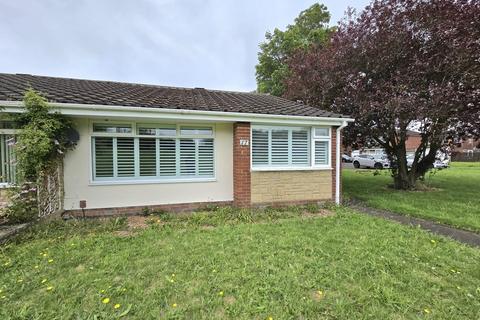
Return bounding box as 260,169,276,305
0,74,353,216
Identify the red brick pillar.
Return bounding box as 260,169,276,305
233,122,251,207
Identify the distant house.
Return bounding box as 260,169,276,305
0,74,353,216
451,137,480,162
453,137,479,153
405,130,422,155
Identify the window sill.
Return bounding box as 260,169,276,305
251,166,332,172
89,177,217,186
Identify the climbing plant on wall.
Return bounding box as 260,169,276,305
2,89,77,223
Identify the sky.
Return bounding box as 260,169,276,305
0,0,370,92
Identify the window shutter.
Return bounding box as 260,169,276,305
252,129,269,165
159,138,176,176
198,139,214,176
139,138,157,176
292,129,309,165
92,123,215,181
179,139,196,176
116,138,135,177
315,141,329,165
271,129,289,164
94,137,114,178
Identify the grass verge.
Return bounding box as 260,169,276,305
343,163,480,232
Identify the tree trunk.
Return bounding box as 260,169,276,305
390,136,413,190
392,143,440,190
393,167,417,190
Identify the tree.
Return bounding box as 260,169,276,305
285,0,480,189
255,3,333,96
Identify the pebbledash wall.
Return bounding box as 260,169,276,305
63,119,338,216
63,118,234,215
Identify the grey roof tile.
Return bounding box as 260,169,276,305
0,73,347,118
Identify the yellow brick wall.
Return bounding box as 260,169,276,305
251,170,332,204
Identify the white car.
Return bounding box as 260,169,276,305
352,154,390,169
434,159,449,169
407,156,449,169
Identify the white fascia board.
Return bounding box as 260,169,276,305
0,101,354,126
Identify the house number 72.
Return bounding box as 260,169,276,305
240,139,250,146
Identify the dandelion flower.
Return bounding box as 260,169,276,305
34,265,39,269
170,279,174,283
122,288,127,292
218,291,224,296
424,308,431,314
114,303,121,309
42,253,47,257
46,286,54,291
41,279,47,284
267,316,273,320
48,259,54,263
317,290,323,296
171,273,175,277
102,297,110,304
430,239,436,244
172,303,177,308
100,289,105,293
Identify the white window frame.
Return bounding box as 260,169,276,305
250,125,332,171
0,128,19,188
89,120,216,185
311,126,332,169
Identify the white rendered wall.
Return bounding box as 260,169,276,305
63,118,233,210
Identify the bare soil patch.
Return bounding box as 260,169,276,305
127,215,149,229
113,215,151,237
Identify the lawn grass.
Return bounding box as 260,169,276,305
1,208,479,319
343,162,480,232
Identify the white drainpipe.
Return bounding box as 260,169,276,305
336,121,348,204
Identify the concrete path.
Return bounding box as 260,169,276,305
349,201,480,247
0,223,30,244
